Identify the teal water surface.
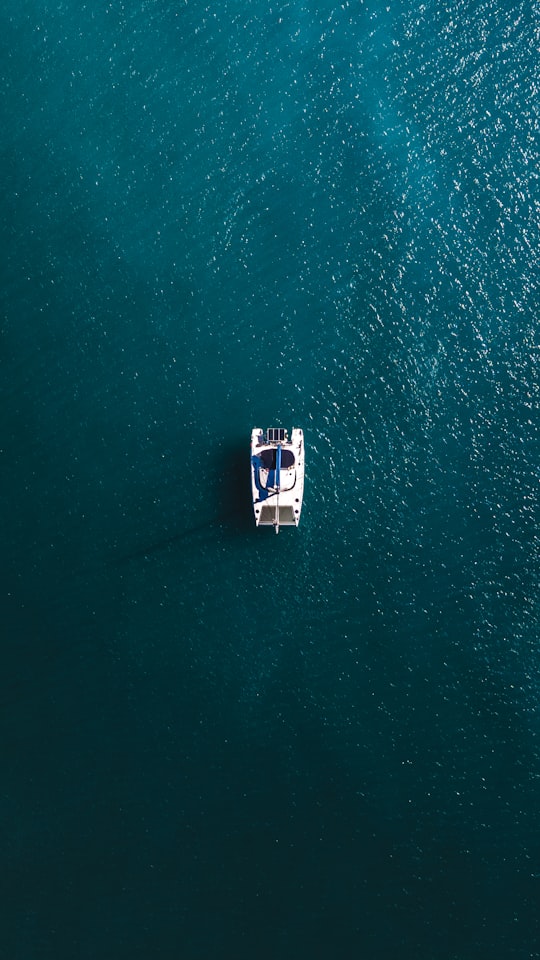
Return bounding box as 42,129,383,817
2,1,539,958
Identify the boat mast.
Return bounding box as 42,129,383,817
274,443,282,534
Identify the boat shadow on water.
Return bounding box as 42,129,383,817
114,441,252,564
213,440,254,535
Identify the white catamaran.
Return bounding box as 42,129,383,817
250,427,304,533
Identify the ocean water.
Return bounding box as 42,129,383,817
1,1,539,957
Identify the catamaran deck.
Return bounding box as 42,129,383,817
251,427,304,532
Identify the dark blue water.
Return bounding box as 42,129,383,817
2,1,539,957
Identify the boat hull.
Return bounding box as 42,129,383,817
251,427,304,530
